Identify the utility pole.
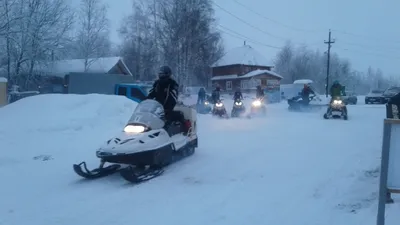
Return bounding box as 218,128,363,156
324,29,335,97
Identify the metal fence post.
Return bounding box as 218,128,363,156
377,121,394,225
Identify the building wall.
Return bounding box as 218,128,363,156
65,72,135,95
212,65,242,76
212,74,281,92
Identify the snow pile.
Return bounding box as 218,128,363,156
0,94,137,162
213,44,271,67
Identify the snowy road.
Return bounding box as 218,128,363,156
0,94,399,225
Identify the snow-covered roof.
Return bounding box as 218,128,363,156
211,69,282,81
213,45,271,67
35,57,132,77
293,79,313,84
0,77,7,82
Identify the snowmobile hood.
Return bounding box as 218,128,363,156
97,129,172,155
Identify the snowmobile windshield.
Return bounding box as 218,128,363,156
127,99,165,129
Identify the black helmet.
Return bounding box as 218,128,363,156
158,65,172,79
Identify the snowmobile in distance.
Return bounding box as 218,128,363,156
196,100,212,114
73,99,198,183
323,97,348,120
287,94,322,112
248,98,266,118
231,98,246,117
212,99,228,118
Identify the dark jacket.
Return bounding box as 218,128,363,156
147,77,179,112
234,91,243,101
211,89,220,103
256,88,264,98
198,88,206,100
301,86,314,98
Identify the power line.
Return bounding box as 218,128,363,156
232,0,323,33
332,29,400,45
218,25,282,49
212,1,288,41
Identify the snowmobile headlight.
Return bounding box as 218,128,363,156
216,102,223,107
204,101,209,105
252,100,261,107
333,100,342,105
235,101,242,106
124,125,145,133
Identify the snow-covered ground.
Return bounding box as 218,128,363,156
0,94,399,225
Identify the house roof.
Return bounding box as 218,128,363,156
211,69,283,81
35,56,132,77
213,45,271,67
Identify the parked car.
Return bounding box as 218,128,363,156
383,87,400,103
343,91,357,105
365,89,385,104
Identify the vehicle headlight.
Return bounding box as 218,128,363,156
252,100,261,107
204,101,209,105
124,125,145,133
216,102,223,107
235,101,242,106
332,100,342,105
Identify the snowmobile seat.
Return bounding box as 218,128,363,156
174,105,197,135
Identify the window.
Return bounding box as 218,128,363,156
241,80,249,89
130,87,146,101
117,86,127,96
226,81,232,90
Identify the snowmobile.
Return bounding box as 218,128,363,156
323,97,348,120
231,98,246,117
287,94,322,112
73,99,198,183
248,98,266,118
196,100,212,114
212,99,228,118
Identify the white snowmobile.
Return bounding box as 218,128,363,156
73,99,198,183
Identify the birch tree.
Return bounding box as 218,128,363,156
75,0,110,71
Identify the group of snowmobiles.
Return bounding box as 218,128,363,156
287,93,348,120
196,97,267,119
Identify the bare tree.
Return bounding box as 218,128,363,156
3,0,74,89
273,44,399,94
156,0,224,85
75,0,110,71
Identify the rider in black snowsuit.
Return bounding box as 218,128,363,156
300,84,315,105
256,85,264,99
146,65,185,129
211,86,221,104
197,87,206,104
233,88,243,101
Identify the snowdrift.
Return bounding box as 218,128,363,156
0,94,137,162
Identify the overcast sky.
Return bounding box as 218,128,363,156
73,0,400,77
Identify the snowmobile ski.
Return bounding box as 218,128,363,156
120,166,164,183
73,161,121,179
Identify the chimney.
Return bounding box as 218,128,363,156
244,40,246,45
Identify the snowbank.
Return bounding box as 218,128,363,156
0,77,7,82
0,94,137,161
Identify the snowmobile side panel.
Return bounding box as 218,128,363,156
120,138,197,183
98,143,175,166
